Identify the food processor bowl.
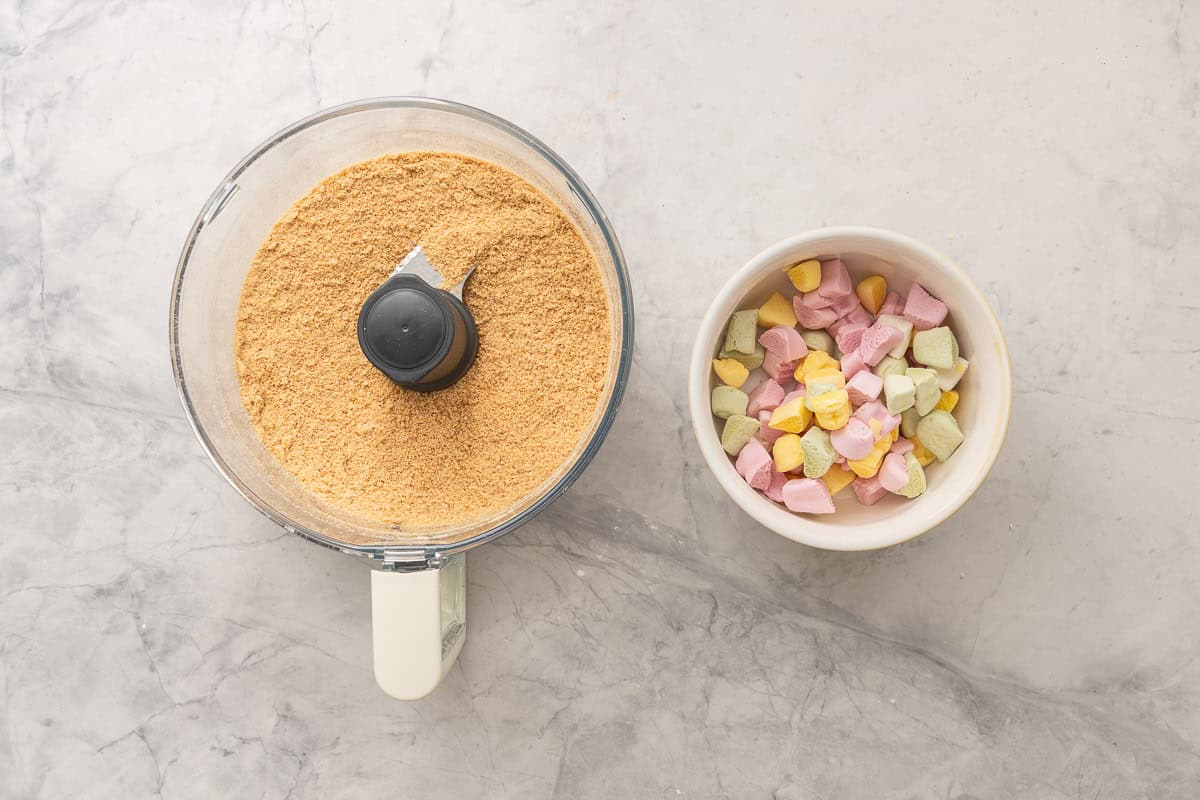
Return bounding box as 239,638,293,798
169,98,633,698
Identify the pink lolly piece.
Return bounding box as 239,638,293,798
781,387,806,404
903,283,949,331
764,470,788,503
841,349,866,380
878,291,904,317
853,400,901,436
830,418,875,460
845,370,883,405
735,438,773,490
757,410,786,446
793,296,839,330
857,322,905,366
852,475,888,506
800,290,835,310
816,259,852,299
829,291,861,317
746,379,786,416
839,304,872,329
835,323,868,355
782,478,836,514
758,326,808,361
762,350,800,382
878,452,910,493
890,438,915,455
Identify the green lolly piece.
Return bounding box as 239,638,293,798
711,385,749,419
874,355,908,382
723,310,760,356
900,407,921,439
883,373,915,414
800,329,834,354
907,367,940,416
800,426,835,478
896,453,927,498
719,343,765,370
915,410,965,462
912,326,959,370
721,414,760,456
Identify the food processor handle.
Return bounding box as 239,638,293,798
370,554,466,700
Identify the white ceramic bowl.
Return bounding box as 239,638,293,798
688,227,1012,551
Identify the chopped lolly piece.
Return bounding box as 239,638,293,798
903,283,949,330
746,379,785,416
878,452,909,493
799,427,836,478
758,325,808,361
933,357,969,391
915,410,965,462
807,389,851,430
762,350,800,382
712,358,749,387
781,388,806,405
875,314,914,358
855,275,887,314
883,373,916,414
796,350,840,381
816,258,852,299
830,417,875,460
718,344,765,370
845,370,883,406
804,369,846,398
912,326,959,369
896,453,927,498
758,291,798,328
910,437,937,466
786,260,822,292
840,305,872,327
873,355,909,381
793,295,839,329
764,470,789,502
834,322,868,355
906,367,941,416
782,477,835,514
721,414,760,455
723,310,759,355
853,400,902,437
878,290,904,316
858,322,905,366
735,438,773,490
852,475,888,506
772,433,805,472
890,437,915,455
768,396,812,433
900,407,920,439
799,289,835,310
757,410,785,446
828,291,861,318
936,390,959,413
711,385,749,419
841,349,866,381
822,466,856,496
800,330,834,354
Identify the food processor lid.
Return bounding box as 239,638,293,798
357,247,479,391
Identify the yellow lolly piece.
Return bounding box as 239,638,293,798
936,390,959,413
822,466,856,496
772,434,805,472
786,260,822,293
847,436,891,478
804,369,846,394
911,438,937,466
712,358,749,388
797,350,840,381
768,397,811,433
757,291,797,329
855,275,887,314
816,406,850,431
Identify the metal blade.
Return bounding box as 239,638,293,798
392,245,474,300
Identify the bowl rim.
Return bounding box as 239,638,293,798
169,97,635,564
688,226,1013,551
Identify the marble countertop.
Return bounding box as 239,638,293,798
3,1,1199,797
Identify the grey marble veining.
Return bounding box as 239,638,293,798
3,0,1200,797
